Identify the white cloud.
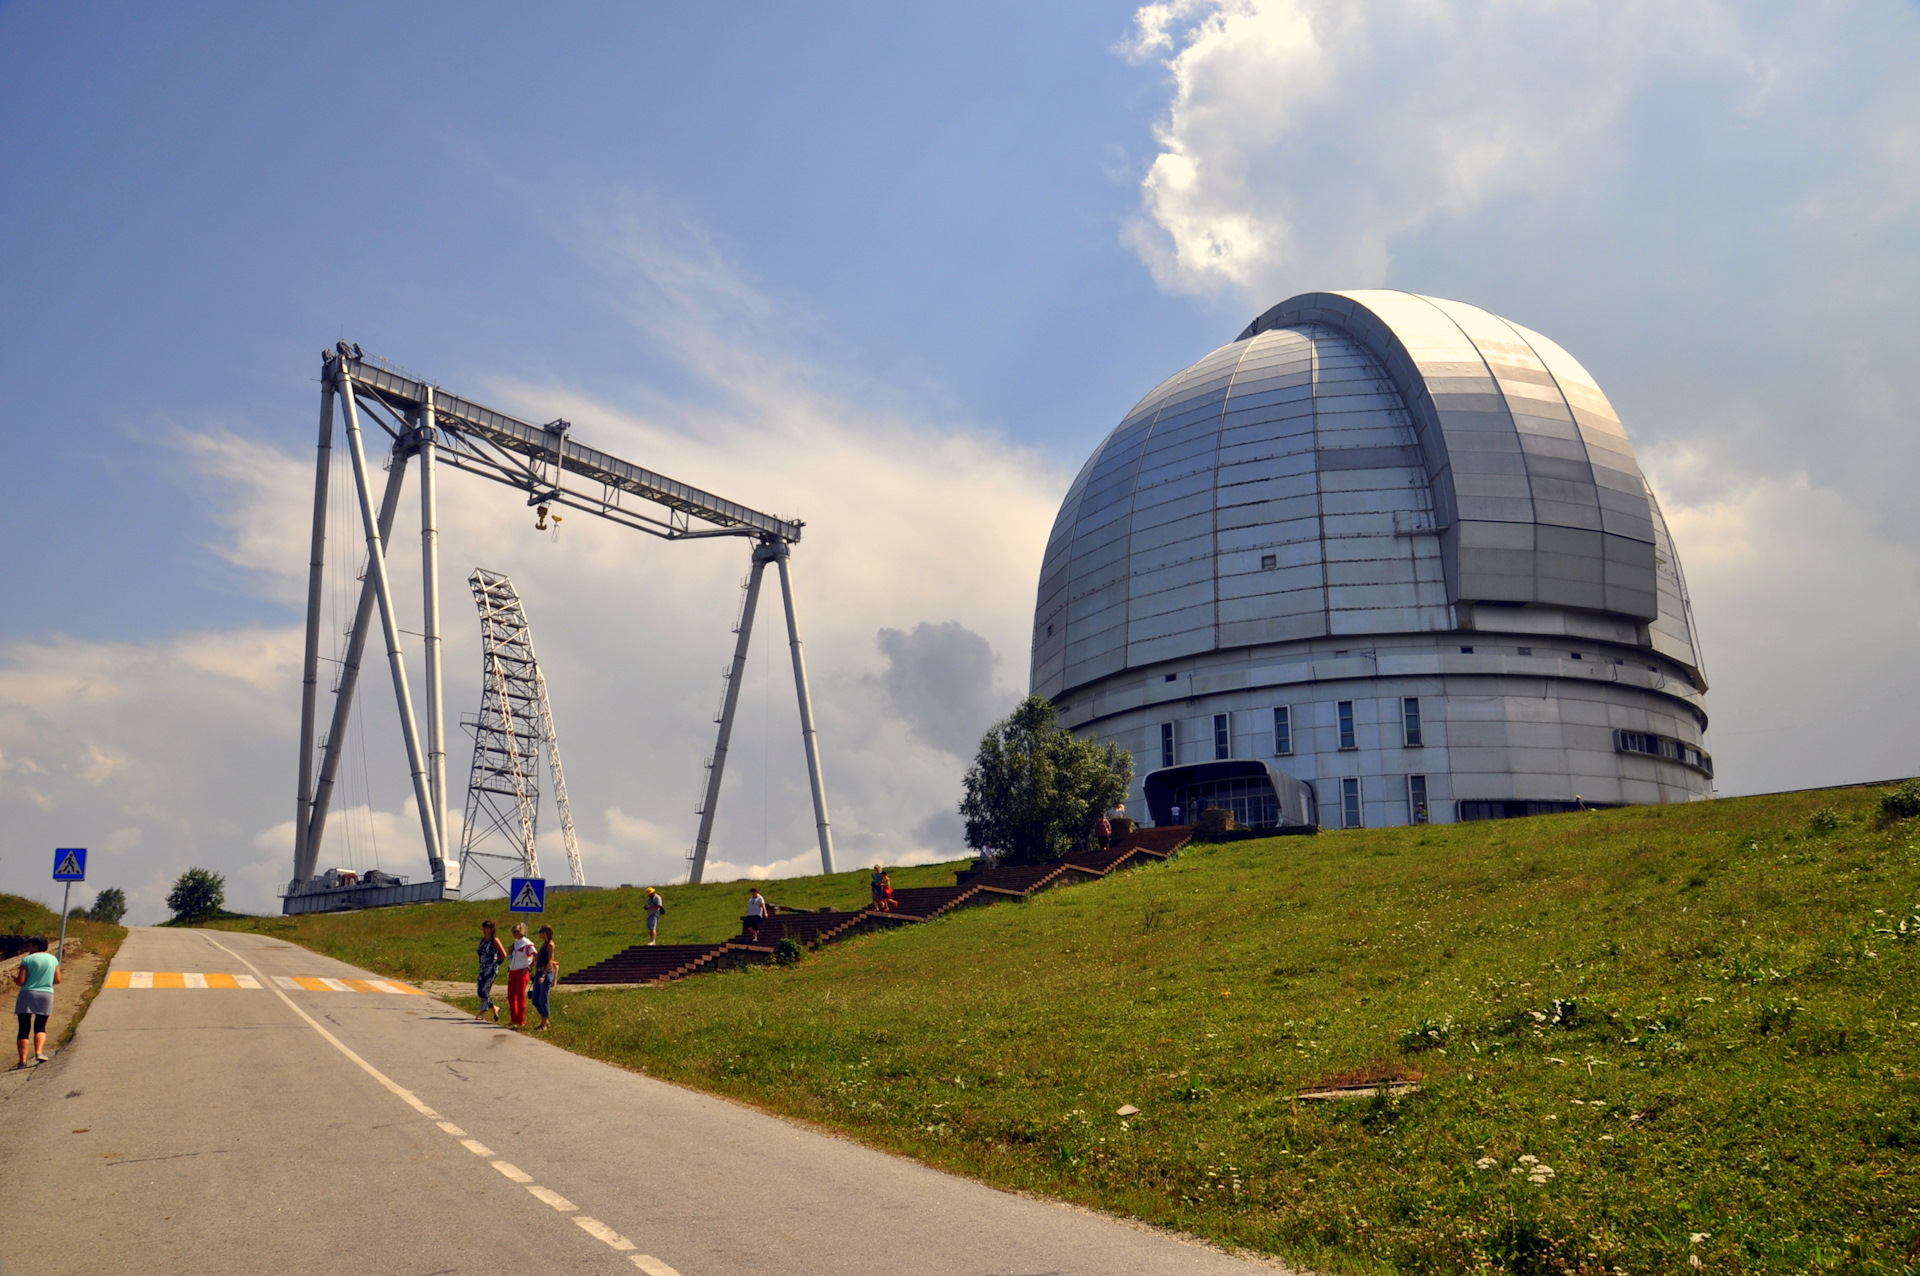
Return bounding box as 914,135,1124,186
0,203,1065,921
1120,0,1920,793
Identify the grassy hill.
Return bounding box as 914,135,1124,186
204,858,967,979
225,785,1919,1274
2,892,125,955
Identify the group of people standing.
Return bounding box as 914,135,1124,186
474,919,558,1030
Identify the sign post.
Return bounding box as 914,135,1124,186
508,877,546,915
52,848,87,959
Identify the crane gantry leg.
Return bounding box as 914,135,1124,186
419,389,456,889
294,382,334,882
300,445,408,880
773,542,835,876
338,375,443,876
687,546,771,884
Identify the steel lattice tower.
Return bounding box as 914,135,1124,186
458,569,584,896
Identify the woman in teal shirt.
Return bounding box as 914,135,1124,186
14,935,60,1068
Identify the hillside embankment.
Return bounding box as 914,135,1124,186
0,895,126,1068
223,785,1920,1274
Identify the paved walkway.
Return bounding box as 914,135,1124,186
0,926,1293,1276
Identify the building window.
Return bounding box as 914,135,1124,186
1341,777,1362,829
1273,706,1292,756
1460,645,1474,654
1337,701,1356,750
1164,673,1178,683
1408,775,1429,824
1615,728,1714,778
1160,722,1175,769
1213,713,1230,760
1570,651,1583,660
1260,553,1277,570
1517,646,1532,656
1402,697,1423,747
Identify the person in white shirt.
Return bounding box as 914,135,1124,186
745,887,770,940
506,922,537,1028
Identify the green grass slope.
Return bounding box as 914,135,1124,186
540,787,1916,1275
205,860,966,980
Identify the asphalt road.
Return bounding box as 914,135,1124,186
0,926,1290,1276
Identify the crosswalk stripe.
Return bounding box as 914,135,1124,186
105,971,417,994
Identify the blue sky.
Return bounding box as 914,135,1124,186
3,1,1917,919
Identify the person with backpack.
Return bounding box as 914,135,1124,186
13,935,60,1068
644,887,666,945
870,865,887,912
474,919,507,1022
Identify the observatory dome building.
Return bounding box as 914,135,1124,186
1031,291,1710,830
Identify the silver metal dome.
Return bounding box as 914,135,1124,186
1032,290,1710,828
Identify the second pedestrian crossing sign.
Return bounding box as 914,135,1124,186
509,877,546,913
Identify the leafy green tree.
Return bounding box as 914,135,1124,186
87,888,128,925
166,868,225,924
959,694,1134,865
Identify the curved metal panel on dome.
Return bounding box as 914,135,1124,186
1034,291,1705,702
1240,291,1659,622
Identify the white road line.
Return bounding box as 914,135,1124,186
629,1256,685,1276
437,1121,467,1137
318,977,351,992
461,1139,493,1157
491,1161,533,1184
183,972,209,989
195,931,677,1273
234,974,261,989
574,1217,637,1251
527,1185,577,1211
129,972,152,989
196,933,440,1120
370,980,407,994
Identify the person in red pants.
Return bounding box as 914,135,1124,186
506,921,536,1027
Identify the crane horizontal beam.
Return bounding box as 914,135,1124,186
330,351,803,543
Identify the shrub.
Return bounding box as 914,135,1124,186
1400,1018,1451,1052
1109,815,1137,837
1807,807,1842,832
772,938,804,967
166,868,226,924
87,888,127,925
1880,780,1920,820
1196,806,1239,837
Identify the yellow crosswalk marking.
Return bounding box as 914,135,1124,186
104,971,423,994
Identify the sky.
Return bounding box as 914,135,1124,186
2,1,1916,921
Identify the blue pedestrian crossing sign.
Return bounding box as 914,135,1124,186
509,877,546,913
52,848,87,882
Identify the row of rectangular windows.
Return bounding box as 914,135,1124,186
1614,729,1714,777
1160,698,1424,767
